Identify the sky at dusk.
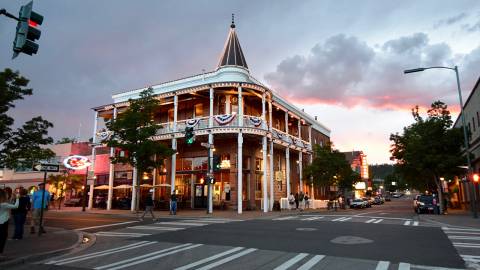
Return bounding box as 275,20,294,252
1,1,480,164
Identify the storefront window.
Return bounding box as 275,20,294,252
194,103,203,117
255,158,262,171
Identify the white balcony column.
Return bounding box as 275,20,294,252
285,111,289,134
238,85,243,126
131,166,137,212
262,136,268,212
171,94,178,196
88,111,99,210
237,132,243,214
310,153,314,200
308,125,312,145
107,107,117,210
298,120,303,192
261,92,266,128
286,147,291,197
209,87,214,128
269,139,274,211
268,96,273,131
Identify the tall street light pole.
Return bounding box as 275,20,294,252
404,66,477,218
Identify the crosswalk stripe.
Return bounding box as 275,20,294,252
340,217,351,222
47,241,155,265
365,219,376,223
302,216,324,221
273,216,297,221
461,255,480,263
273,253,309,270
157,222,208,226
76,221,139,231
373,219,383,224
95,232,151,237
174,247,244,270
194,248,257,270
449,236,480,240
332,217,349,222
398,262,411,270
403,220,411,226
375,260,390,270
413,221,419,226
444,231,480,235
128,226,185,231
94,243,202,270
297,255,325,270
443,227,480,232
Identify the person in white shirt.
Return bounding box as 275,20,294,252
0,188,19,257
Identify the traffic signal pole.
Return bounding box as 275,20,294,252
0,9,20,21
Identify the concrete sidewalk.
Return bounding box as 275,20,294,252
418,208,480,228
0,224,88,268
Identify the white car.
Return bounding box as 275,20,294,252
350,199,366,209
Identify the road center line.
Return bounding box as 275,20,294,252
273,253,309,270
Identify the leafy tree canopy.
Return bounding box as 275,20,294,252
0,69,55,169
56,137,77,144
104,87,174,174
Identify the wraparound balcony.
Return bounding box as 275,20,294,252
153,114,311,152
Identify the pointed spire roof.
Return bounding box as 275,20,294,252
217,14,248,70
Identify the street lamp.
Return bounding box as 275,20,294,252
403,65,477,218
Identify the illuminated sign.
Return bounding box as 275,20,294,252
355,182,366,190
63,155,91,170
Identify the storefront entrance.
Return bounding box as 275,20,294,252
193,183,208,208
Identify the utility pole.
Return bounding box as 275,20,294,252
201,142,214,214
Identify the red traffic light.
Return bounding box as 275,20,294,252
28,19,38,27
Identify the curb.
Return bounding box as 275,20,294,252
0,228,97,268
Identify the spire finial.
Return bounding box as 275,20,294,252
230,13,235,28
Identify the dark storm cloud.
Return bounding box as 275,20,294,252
265,32,479,110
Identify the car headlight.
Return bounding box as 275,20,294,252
419,202,425,206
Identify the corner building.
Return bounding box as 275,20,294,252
92,21,331,213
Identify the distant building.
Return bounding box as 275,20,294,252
343,151,369,198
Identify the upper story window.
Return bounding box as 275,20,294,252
194,104,203,118
231,95,238,114
168,109,174,122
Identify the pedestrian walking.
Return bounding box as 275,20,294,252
12,187,30,240
294,193,299,210
287,193,295,210
30,183,50,234
299,192,305,211
139,191,156,221
170,191,177,215
0,189,19,257
304,192,310,209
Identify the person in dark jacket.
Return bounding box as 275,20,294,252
12,187,30,240
294,193,299,210
170,192,177,215
139,191,156,221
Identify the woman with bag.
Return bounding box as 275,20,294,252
287,193,295,210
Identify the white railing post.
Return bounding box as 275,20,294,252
107,107,117,210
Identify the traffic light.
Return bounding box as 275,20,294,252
212,155,220,172
185,127,195,145
474,173,479,183
12,1,43,59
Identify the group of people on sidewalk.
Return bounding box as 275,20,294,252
139,190,178,221
0,183,50,259
287,191,310,210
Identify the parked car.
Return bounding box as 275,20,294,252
373,196,383,205
392,192,403,198
350,199,366,209
362,197,373,208
64,198,82,207
414,195,435,214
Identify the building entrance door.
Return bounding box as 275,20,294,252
193,184,207,208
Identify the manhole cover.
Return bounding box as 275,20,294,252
296,228,318,231
330,236,373,245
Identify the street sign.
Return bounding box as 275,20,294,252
33,163,59,172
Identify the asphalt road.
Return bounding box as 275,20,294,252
11,196,476,270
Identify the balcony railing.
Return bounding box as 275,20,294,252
155,115,311,150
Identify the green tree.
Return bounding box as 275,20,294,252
390,101,465,214
304,143,357,195
0,68,55,169
103,87,174,211
48,173,67,210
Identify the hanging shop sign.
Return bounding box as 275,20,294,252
63,155,91,170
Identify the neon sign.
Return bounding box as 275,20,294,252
63,155,91,170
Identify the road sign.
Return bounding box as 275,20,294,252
33,163,59,172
